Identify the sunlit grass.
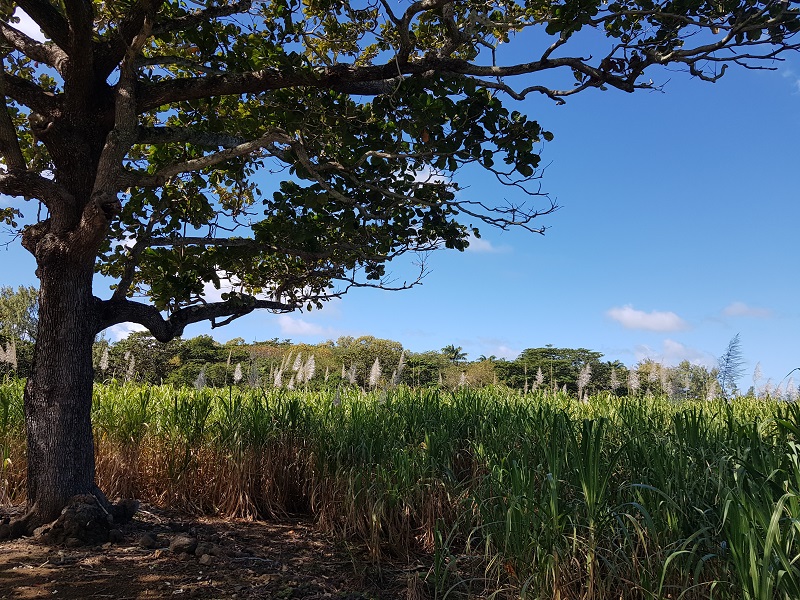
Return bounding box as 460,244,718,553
1,380,799,598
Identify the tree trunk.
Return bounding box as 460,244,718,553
23,258,102,526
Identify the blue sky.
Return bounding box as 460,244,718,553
1,10,799,389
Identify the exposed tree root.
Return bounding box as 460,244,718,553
0,495,139,544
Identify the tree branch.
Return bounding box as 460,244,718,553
146,235,334,262
74,17,152,257
15,0,70,49
0,22,68,71
0,63,26,170
93,0,160,79
0,170,73,207
96,295,295,342
137,63,408,111
2,72,60,117
122,131,292,188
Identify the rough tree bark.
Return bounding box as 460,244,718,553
23,259,102,525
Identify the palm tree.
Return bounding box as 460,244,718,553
442,344,467,364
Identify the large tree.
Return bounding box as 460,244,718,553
0,0,797,533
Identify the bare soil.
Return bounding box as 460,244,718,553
0,505,429,600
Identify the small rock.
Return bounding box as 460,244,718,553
170,535,198,554
178,551,193,561
198,554,214,566
139,533,159,549
65,537,82,548
194,542,218,557
102,542,112,550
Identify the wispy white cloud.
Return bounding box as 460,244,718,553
722,301,772,318
634,339,716,368
108,322,147,342
607,305,689,332
782,69,800,94
465,232,510,254
277,314,329,337
12,9,45,42
491,345,519,360
473,337,520,360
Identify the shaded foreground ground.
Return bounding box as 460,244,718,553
0,505,426,599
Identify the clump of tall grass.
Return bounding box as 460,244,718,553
2,380,800,598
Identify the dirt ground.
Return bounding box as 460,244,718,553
0,504,429,600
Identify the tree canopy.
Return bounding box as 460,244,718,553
0,0,797,339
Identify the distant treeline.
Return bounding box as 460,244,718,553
3,285,793,399
2,328,733,400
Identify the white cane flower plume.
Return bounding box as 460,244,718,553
233,362,243,384
125,352,135,382
648,364,659,384
609,368,620,392
100,346,109,372
763,378,773,399
459,371,467,387
753,362,763,395
369,357,381,388
577,363,592,399
347,363,357,385
194,367,207,390
292,352,303,372
663,379,673,398
324,366,330,382
333,388,341,406
774,382,784,400
391,351,406,386
341,363,346,379
273,366,284,388
0,343,6,365
787,377,797,402
628,369,640,395
287,374,296,390
535,367,544,389
706,379,718,401
438,371,443,386
303,354,316,383
249,362,260,387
